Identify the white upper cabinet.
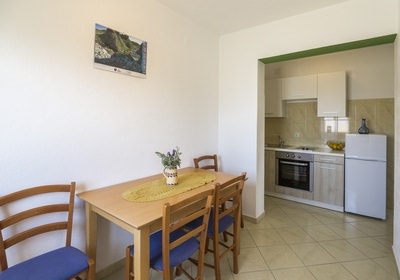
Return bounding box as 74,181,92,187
317,71,346,117
281,74,318,100
265,79,285,117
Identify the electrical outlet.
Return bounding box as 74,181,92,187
294,132,300,138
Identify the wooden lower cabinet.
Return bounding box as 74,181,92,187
313,155,344,206
265,149,344,210
275,185,314,200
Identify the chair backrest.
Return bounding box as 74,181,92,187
161,189,213,279
193,154,218,171
212,173,246,234
0,183,76,271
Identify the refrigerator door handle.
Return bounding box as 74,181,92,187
345,156,385,162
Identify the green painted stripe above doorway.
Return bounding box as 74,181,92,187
260,34,397,64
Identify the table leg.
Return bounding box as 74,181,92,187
85,203,98,272
133,226,150,280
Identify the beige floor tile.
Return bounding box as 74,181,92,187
298,203,327,213
290,243,336,266
266,216,298,228
272,267,316,280
230,247,268,273
289,212,323,226
249,228,285,246
239,229,257,248
279,204,308,213
302,224,342,241
346,237,392,258
275,226,314,244
304,206,340,216
326,222,367,239
308,263,357,280
313,213,346,225
350,220,392,236
266,207,290,217
264,209,297,228
373,256,400,278
233,270,275,279
258,244,304,270
342,259,398,280
244,217,273,230
374,235,394,248
319,240,367,262
342,212,374,223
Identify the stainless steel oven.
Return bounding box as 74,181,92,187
275,151,314,192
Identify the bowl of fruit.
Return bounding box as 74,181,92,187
327,140,345,151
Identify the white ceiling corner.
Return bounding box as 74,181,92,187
155,0,348,35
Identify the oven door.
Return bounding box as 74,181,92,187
276,158,314,192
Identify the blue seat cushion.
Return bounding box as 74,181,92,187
0,246,89,280
129,229,199,271
186,209,234,236
128,230,164,262
150,230,199,270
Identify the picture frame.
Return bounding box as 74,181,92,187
94,23,147,78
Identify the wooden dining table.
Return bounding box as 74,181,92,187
77,167,237,280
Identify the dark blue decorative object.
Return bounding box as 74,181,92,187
358,118,369,134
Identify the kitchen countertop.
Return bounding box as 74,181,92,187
265,145,344,157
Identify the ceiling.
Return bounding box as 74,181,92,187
155,0,348,35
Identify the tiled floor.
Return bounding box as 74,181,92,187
102,196,399,279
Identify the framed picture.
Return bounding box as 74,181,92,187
94,23,147,78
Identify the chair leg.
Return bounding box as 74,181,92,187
87,258,95,280
212,237,222,280
222,231,229,242
240,209,244,228
233,221,241,274
169,268,174,279
175,264,182,276
125,246,133,280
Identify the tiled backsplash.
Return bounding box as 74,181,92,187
265,98,394,209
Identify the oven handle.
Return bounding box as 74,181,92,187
279,160,309,167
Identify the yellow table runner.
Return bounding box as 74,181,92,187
122,171,216,202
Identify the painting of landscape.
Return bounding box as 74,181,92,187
94,23,147,77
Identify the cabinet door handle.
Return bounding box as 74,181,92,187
320,166,337,170
319,157,337,162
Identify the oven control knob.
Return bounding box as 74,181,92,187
291,154,295,159
297,155,301,159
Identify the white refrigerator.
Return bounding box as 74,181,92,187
345,134,387,219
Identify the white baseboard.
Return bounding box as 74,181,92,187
393,244,400,277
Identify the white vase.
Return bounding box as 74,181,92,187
163,167,178,186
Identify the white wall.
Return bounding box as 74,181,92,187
0,0,219,270
393,0,400,271
219,0,398,222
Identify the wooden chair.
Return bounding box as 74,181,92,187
125,189,214,280
193,154,218,171
186,173,246,279
194,154,245,229
0,182,95,280
203,172,246,280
